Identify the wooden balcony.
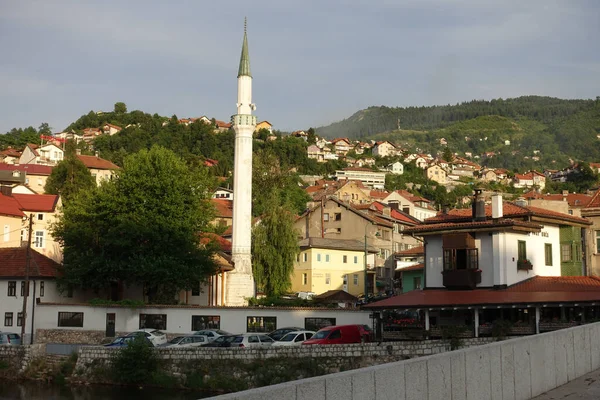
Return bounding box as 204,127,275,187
442,269,481,289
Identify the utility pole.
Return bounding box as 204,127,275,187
21,214,33,343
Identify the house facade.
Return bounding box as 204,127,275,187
335,168,386,189
77,154,119,186
0,164,53,194
383,190,437,221
372,141,397,158
291,238,377,297
387,162,404,175
426,164,447,184
255,121,273,133
19,144,63,166
582,188,600,276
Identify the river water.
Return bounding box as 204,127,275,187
0,381,218,400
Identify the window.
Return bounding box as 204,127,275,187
343,255,348,263
21,281,29,297
302,273,307,285
334,213,341,221
40,281,44,297
191,315,220,331
325,273,331,285
329,329,341,339
3,225,8,242
383,249,390,259
17,312,23,327
317,254,321,262
518,241,527,261
443,249,479,270
353,274,359,285
354,256,358,264
4,312,13,327
7,281,16,296
596,231,600,253
561,244,572,262
247,316,276,333
58,312,83,327
305,317,336,331
545,244,553,266
34,231,44,248
414,277,422,290
37,213,44,221
303,253,308,262
325,254,330,262
382,230,390,240
139,314,167,330
575,244,581,262
191,281,200,296
323,213,329,222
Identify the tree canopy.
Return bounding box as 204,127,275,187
52,146,219,303
44,142,96,203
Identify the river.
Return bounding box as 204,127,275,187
0,381,218,400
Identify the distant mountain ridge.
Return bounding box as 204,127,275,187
316,96,595,140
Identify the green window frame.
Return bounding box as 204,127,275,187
561,244,572,262
544,244,553,266
518,241,527,261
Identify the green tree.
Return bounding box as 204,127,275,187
52,146,218,303
442,147,453,162
44,142,96,203
114,102,127,114
307,127,316,144
251,198,300,296
38,122,52,135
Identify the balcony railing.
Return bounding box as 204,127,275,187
442,269,481,289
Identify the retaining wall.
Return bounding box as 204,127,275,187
208,322,600,400
0,344,46,374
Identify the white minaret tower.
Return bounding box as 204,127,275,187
227,18,256,306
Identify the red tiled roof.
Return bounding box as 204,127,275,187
395,246,424,256
331,138,350,144
399,263,424,272
585,188,600,208
522,191,592,207
0,148,22,157
405,218,543,234
0,163,53,176
199,233,232,253
365,276,600,309
13,193,59,212
212,199,233,218
425,202,590,225
369,201,421,225
77,155,120,170
214,120,232,128
344,167,375,172
370,190,389,200
204,158,218,167
0,193,25,217
0,248,61,278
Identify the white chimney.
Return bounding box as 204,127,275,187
492,193,503,219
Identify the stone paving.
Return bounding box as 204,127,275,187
532,369,600,399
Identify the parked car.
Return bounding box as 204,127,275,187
192,329,232,342
125,329,167,346
104,336,153,348
160,335,209,348
0,332,21,345
271,331,315,347
267,327,303,341
201,334,239,348
303,324,373,345
229,333,275,348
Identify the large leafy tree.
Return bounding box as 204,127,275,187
52,146,219,303
44,142,96,203
251,196,300,297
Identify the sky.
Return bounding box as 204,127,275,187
1,0,599,133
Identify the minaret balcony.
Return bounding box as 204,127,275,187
231,114,256,126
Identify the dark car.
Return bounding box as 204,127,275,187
104,336,153,348
267,327,303,341
200,335,239,348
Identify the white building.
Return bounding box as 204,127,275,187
335,168,386,190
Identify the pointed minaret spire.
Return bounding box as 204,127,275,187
237,17,252,78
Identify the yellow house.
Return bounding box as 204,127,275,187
255,121,273,133
291,237,378,297
426,164,447,184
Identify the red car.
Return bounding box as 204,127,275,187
302,324,373,345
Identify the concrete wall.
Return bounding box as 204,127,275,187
208,321,600,400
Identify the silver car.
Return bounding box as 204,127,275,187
193,329,232,342
0,332,21,345
230,333,275,349
161,335,209,348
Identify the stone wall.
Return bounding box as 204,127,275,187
0,344,46,375
36,329,129,344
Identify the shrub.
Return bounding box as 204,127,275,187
441,325,466,350
112,335,159,384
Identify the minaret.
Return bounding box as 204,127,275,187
227,18,256,306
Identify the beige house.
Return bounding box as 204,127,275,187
0,189,62,263
291,238,378,297
582,188,600,276
383,190,437,221
0,148,22,164
256,121,273,133
77,154,120,185
0,164,53,194
372,141,397,158
426,164,447,184
295,197,421,294
19,143,63,166
331,138,352,155
102,123,123,136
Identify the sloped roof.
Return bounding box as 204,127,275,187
424,202,590,226
365,276,600,309
369,201,421,225
0,248,61,278
12,193,59,212
199,232,232,253
0,163,53,176
584,188,600,209
398,263,424,272
77,155,120,170
299,237,378,253
0,148,22,157
522,191,592,207
0,193,25,217
212,199,233,218
313,290,358,302
395,246,424,256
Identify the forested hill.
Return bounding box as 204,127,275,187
316,96,597,139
